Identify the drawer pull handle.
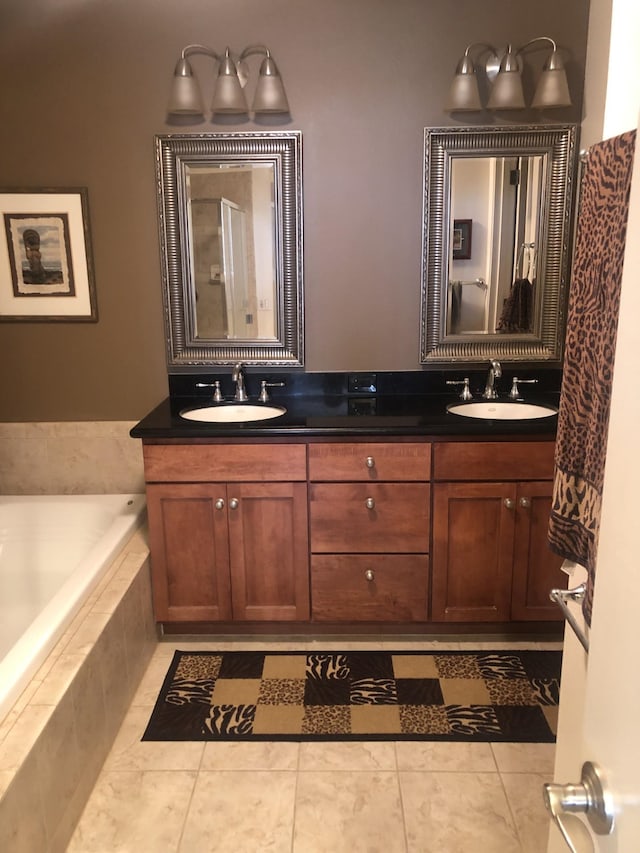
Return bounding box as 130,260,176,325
365,569,375,582
365,456,375,469
504,498,515,509
229,498,239,510
215,498,225,510
365,497,376,510
519,496,531,509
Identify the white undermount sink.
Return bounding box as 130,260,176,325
447,401,558,421
179,404,287,423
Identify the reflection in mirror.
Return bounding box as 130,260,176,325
449,155,543,335
421,125,577,364
156,132,303,366
188,165,277,341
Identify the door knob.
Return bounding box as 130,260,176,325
519,496,531,508
365,497,376,510
504,498,515,509
365,456,375,469
364,569,375,582
215,498,225,510
229,498,239,510
543,762,614,852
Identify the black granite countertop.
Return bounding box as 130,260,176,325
130,392,560,440
130,370,561,440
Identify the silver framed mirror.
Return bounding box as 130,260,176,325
156,132,304,367
420,124,577,364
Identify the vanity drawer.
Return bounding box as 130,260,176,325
142,443,307,482
309,483,430,552
311,554,429,621
432,441,555,481
308,442,430,482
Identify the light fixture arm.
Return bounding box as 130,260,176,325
239,44,270,62
517,36,559,55
173,44,222,78
455,42,499,76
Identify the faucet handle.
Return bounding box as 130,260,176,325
259,380,286,403
509,377,538,400
446,377,473,401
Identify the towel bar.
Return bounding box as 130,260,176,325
448,278,487,289
549,583,589,653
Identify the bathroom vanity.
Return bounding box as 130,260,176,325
131,371,565,635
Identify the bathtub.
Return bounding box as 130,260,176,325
0,493,146,722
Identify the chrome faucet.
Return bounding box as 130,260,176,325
483,359,502,399
232,363,248,402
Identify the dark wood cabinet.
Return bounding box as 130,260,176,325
140,436,563,630
143,443,309,623
308,442,430,622
431,441,565,623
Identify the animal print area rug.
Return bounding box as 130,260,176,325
142,650,561,743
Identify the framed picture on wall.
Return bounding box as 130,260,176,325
0,187,97,322
452,218,472,261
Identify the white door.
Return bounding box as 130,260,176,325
546,128,640,851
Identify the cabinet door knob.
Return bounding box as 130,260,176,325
366,456,375,469
504,498,515,509
229,498,239,510
365,497,376,510
519,496,531,508
215,498,225,510
365,569,375,582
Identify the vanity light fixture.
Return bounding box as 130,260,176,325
446,36,571,112
167,43,290,117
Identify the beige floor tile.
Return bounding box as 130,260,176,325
299,739,397,771
67,770,197,853
179,770,296,852
395,741,497,772
294,770,407,852
129,652,180,706
399,770,521,853
501,772,552,853
201,740,299,771
104,705,205,772
491,742,556,775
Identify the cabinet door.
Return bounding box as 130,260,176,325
228,482,310,621
511,481,566,620
146,483,232,622
432,482,515,622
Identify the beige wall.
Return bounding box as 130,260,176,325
0,0,589,422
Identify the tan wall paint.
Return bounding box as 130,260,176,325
0,0,588,421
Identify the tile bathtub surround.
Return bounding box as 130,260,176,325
0,527,157,853
69,639,558,853
0,420,144,494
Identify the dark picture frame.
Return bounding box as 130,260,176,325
0,188,97,322
452,218,472,260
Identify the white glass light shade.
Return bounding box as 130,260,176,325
167,59,204,115
211,50,249,114
446,73,482,111
252,56,290,113
532,67,571,108
487,69,525,109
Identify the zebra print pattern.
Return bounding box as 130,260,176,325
143,649,561,743
549,129,636,625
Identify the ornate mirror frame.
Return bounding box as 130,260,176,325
420,124,578,365
156,132,304,367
